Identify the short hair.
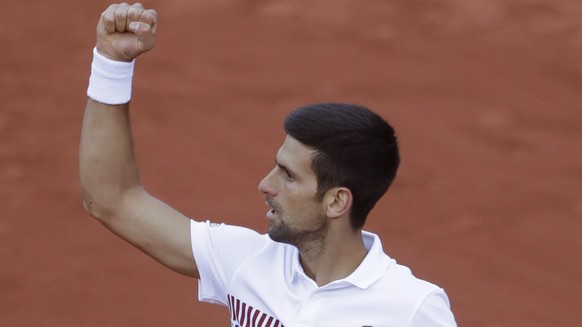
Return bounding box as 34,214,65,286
284,103,400,230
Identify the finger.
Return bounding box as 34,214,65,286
100,4,119,33
114,3,131,32
128,21,151,36
126,3,144,31
138,9,158,34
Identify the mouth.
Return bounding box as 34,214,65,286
266,199,279,220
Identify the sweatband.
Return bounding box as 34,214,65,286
87,47,136,105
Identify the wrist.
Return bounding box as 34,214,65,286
87,47,136,105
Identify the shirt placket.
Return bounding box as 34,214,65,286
295,289,324,327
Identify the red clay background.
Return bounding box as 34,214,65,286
1,0,581,326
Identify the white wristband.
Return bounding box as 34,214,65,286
87,47,136,105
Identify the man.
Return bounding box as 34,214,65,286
80,3,457,326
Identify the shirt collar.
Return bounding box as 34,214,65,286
290,231,392,289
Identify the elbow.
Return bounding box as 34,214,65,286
80,184,144,222
82,196,109,222
80,187,115,222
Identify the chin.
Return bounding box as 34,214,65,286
267,225,290,245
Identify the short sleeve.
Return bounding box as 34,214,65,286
190,220,269,306
409,289,457,327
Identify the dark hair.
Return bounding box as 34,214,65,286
284,103,400,230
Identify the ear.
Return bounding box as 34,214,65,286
324,187,352,219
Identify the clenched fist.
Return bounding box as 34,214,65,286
96,3,157,62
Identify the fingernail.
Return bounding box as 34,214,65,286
129,22,140,32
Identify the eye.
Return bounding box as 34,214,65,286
284,170,295,182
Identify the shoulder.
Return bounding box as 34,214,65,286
360,232,455,324
190,220,272,263
191,220,264,242
384,261,441,294
361,231,442,297
380,257,456,325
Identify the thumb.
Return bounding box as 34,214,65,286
129,21,152,35
129,21,156,53
132,9,157,37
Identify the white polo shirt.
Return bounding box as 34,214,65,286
191,220,457,327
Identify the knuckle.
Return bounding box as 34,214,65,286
114,8,125,18
127,8,138,18
101,12,114,25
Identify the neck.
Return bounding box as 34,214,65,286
298,227,367,287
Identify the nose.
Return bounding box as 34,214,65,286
258,167,277,196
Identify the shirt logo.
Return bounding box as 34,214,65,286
228,294,284,327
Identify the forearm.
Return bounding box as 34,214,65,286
77,4,198,277
79,99,142,219
80,25,145,219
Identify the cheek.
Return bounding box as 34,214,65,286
287,199,325,222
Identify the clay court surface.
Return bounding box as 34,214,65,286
2,0,581,326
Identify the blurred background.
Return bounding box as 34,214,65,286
1,0,581,325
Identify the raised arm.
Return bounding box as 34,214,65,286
80,3,198,278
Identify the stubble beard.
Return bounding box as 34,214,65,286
268,210,329,252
